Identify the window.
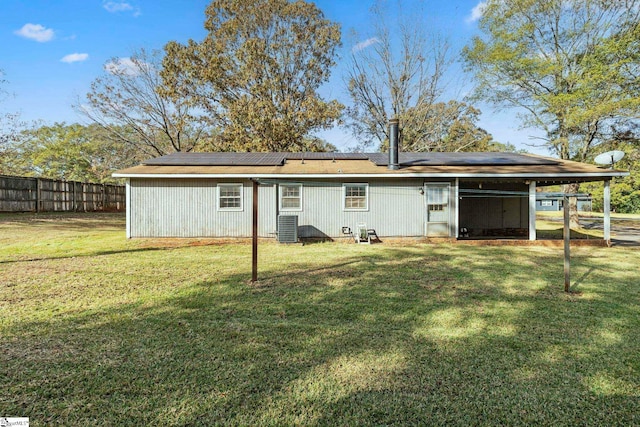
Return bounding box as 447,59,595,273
217,183,243,211
541,200,553,207
343,183,368,211
280,184,302,211
426,185,448,206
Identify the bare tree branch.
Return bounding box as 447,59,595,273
76,48,213,159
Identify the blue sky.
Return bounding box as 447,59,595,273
0,0,546,154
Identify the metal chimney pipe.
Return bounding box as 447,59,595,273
388,118,400,170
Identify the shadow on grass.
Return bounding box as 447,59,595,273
0,237,243,265
0,245,207,264
2,245,639,425
260,259,362,282
0,212,126,230
537,228,602,240
571,265,598,290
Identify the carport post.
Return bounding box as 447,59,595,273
563,194,570,292
125,179,131,239
251,179,259,283
529,181,536,240
604,180,611,244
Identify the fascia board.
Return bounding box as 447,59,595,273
112,172,629,179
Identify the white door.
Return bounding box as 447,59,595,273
425,183,451,237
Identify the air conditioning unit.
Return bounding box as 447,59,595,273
277,215,298,243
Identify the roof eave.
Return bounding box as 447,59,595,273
112,171,629,180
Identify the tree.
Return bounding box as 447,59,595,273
399,100,501,152
344,1,500,153
14,123,139,183
0,69,8,149
78,48,212,158
0,70,24,175
462,0,640,224
582,130,640,214
161,0,343,152
301,136,337,153
344,0,455,151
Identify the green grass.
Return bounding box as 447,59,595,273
537,211,640,220
536,212,640,239
536,219,604,239
1,213,639,426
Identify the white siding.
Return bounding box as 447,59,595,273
130,179,275,238
287,179,427,238
129,178,453,238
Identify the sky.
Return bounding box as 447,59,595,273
0,0,547,155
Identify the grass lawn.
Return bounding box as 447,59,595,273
1,213,639,425
536,213,640,239
535,219,604,240
537,211,640,220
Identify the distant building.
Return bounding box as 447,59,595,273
536,192,592,212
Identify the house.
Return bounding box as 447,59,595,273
536,192,592,212
113,153,625,242
113,122,627,242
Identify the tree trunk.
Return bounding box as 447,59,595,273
563,183,581,229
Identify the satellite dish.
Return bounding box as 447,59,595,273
594,150,625,168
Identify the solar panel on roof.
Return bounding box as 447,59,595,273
141,151,559,167
142,152,372,166
284,152,368,160
143,152,288,166
369,152,558,166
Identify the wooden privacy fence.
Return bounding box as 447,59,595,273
0,175,126,212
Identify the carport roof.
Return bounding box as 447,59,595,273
113,152,628,184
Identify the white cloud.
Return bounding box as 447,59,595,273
103,1,140,15
103,1,133,12
14,23,54,42
105,57,146,76
466,1,487,23
352,37,380,53
61,53,89,63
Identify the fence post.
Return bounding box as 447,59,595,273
35,178,40,213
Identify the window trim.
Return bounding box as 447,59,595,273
217,183,244,211
540,199,553,207
279,183,303,212
343,183,369,211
